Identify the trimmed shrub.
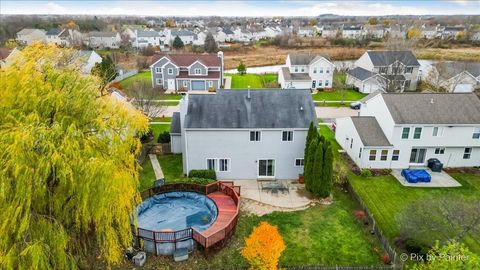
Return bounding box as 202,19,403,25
157,131,171,143
360,169,372,177
188,169,216,180
405,238,429,255
187,177,216,185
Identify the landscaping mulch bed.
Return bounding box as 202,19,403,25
444,167,480,174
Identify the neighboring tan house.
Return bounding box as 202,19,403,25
171,89,317,180
150,52,224,91
335,92,480,169
346,50,420,93
427,62,480,93
16,28,46,45
77,50,103,74
342,25,363,39
87,31,121,49
171,30,195,45
278,53,335,89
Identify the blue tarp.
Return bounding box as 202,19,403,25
401,169,431,183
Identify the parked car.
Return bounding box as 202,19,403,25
350,101,361,110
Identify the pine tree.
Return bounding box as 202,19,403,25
303,122,316,176
304,137,318,192
237,61,246,75
312,139,324,195
172,35,184,49
0,44,148,269
319,140,333,198
204,32,218,53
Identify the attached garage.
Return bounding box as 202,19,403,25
191,80,206,90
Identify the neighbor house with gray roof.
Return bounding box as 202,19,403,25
278,53,335,89
346,50,420,93
150,52,224,91
335,92,480,169
426,62,480,93
87,31,121,49
172,89,317,180
16,28,46,45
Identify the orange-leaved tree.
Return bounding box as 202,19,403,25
241,221,286,270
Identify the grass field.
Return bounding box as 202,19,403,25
226,73,279,89
118,71,181,101
149,124,170,139
348,173,480,254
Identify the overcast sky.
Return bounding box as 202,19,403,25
1,1,479,16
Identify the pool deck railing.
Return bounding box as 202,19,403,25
134,181,241,254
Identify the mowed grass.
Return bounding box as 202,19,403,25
313,90,366,101
226,73,278,89
348,173,480,254
119,71,181,101
149,124,170,139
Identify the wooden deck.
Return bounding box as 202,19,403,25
202,191,237,237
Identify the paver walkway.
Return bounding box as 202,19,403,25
148,154,164,179
391,168,461,187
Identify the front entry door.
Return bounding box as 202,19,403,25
409,148,426,164
167,79,175,90
258,159,275,178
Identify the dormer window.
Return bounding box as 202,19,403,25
194,68,201,75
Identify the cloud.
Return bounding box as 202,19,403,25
45,2,67,13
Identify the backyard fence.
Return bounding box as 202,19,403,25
134,181,241,254
112,69,138,83
345,181,404,270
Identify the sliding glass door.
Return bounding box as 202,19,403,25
258,159,275,178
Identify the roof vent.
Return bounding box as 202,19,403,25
430,98,435,104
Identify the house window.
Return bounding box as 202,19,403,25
219,159,230,172
206,159,216,170
413,127,422,139
369,150,377,161
168,68,173,75
325,80,329,87
194,68,201,75
183,81,188,87
208,81,213,87
282,131,293,141
301,67,305,72
402,127,410,139
250,131,261,141
319,80,323,86
295,158,304,166
392,150,400,161
379,67,387,74
359,147,362,158
320,67,324,73
405,67,413,73
313,67,317,73
432,127,444,137
404,80,411,89
155,67,162,73
473,127,480,139
463,148,472,159
435,148,445,154
155,78,161,85
294,67,298,72
326,67,330,73
350,138,354,149
380,150,388,161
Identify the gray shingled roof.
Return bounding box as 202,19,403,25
433,62,480,79
46,28,61,36
360,90,383,103
351,117,392,146
170,112,181,134
288,53,329,65
381,93,480,124
89,31,118,38
347,67,378,81
184,90,317,129
281,67,311,81
367,51,420,66
136,30,159,37
171,30,194,36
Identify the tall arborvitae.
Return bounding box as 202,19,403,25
312,138,324,195
304,137,318,192
319,140,334,198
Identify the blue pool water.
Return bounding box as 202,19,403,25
136,192,218,232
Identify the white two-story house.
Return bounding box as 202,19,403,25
150,52,224,91
278,53,335,89
170,89,317,180
346,50,420,93
335,92,480,169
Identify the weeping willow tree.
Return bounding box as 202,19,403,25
0,44,148,269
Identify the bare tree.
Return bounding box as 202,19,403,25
397,197,480,246
333,73,348,105
129,81,167,118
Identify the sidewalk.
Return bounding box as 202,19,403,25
149,154,164,179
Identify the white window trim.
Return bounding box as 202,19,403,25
369,150,377,161
168,68,174,75
281,130,294,142
194,68,202,75
183,81,188,87
206,158,217,171
294,158,304,167
392,150,400,161
250,131,261,142
155,67,162,73
218,158,231,172
401,127,410,139
434,147,445,155
257,158,276,178
413,127,422,139
380,150,388,161
473,127,480,139
208,81,213,87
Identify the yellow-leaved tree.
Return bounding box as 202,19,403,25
0,44,148,269
242,221,286,270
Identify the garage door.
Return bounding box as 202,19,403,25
453,84,473,93
191,80,206,90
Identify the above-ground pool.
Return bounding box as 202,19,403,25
135,192,218,255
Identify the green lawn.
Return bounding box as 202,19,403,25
150,117,172,122
149,124,170,139
138,157,156,191
118,71,181,101
312,90,366,102
226,73,279,89
349,173,480,254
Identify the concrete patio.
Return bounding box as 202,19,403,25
233,180,315,208
392,168,462,187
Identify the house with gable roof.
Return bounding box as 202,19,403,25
278,53,335,89
150,52,224,91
